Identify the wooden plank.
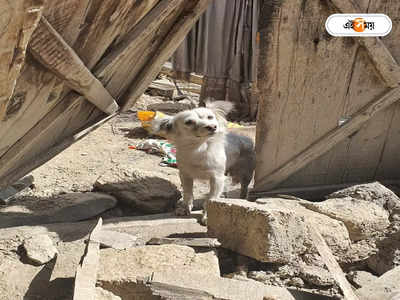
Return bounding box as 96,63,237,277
122,0,212,110
0,0,182,184
308,225,359,300
0,0,44,120
147,238,221,248
254,87,400,192
0,0,93,157
73,218,102,300
29,18,119,114
137,278,221,300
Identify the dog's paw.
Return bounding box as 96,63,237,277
175,200,193,216
200,212,208,226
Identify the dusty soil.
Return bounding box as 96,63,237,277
1,94,242,218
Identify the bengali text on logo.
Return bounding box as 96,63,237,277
326,14,392,37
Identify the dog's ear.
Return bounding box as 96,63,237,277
151,115,174,137
204,99,234,116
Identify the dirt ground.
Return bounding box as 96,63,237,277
2,94,243,218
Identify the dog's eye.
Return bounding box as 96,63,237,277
185,120,194,125
207,115,214,120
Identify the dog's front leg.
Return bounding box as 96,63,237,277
202,174,225,225
175,172,194,216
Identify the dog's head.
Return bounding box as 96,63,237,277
152,100,234,142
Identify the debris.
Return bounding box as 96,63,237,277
347,271,377,289
0,175,33,204
147,101,195,113
92,230,138,250
22,234,58,265
207,198,309,263
256,198,351,257
97,245,221,294
308,225,359,300
356,266,400,300
73,218,102,300
95,287,121,300
147,79,176,99
147,237,221,248
299,265,334,287
135,139,177,167
94,165,181,214
302,197,390,241
367,230,400,275
0,192,117,228
327,182,400,218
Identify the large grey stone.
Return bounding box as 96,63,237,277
256,198,351,256
22,234,58,265
94,165,181,214
357,266,400,300
347,271,377,289
207,198,309,263
302,197,390,241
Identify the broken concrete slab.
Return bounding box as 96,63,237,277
256,198,351,256
347,271,377,289
96,287,121,300
0,213,205,246
0,192,117,228
147,100,195,113
94,165,181,214
356,266,400,300
302,197,390,241
98,245,220,283
151,271,296,300
367,230,400,275
93,230,138,250
207,198,308,263
22,234,58,265
328,182,400,218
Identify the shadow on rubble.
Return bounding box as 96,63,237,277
23,258,74,300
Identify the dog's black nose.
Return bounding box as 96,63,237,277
206,125,217,132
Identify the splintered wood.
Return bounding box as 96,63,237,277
73,218,103,300
308,225,359,300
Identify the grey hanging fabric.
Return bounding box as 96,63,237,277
172,0,260,120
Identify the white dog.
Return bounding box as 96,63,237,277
152,100,255,224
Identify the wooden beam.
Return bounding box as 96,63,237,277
308,225,359,300
254,87,400,192
29,18,119,114
121,0,212,110
0,0,44,120
329,0,400,88
73,218,102,300
147,237,221,248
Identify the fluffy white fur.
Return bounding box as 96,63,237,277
152,100,255,224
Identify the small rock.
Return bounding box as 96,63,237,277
357,266,400,300
94,165,181,214
299,265,334,287
286,277,304,287
302,197,390,241
96,287,121,300
23,234,58,265
347,270,377,289
367,230,400,275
